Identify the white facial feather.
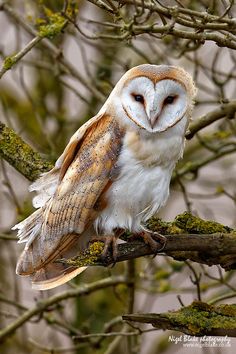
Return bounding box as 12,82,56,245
118,77,188,133
120,77,154,129
152,79,188,131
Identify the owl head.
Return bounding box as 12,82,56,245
105,64,196,133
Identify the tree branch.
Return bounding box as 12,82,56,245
186,101,236,139
88,0,236,49
116,0,236,27
0,275,126,343
59,232,236,271
58,212,236,271
0,1,105,101
173,144,236,180
0,4,69,80
0,121,52,181
123,301,236,337
0,36,43,79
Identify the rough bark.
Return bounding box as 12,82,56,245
123,301,236,337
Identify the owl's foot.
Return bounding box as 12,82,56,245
90,235,118,264
138,226,166,253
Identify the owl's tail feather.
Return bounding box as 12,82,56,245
16,231,90,290
31,265,86,291
12,208,43,247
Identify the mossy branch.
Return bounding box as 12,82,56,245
123,301,236,337
0,121,52,181
0,36,43,79
58,212,236,271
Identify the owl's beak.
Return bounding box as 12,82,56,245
147,110,160,129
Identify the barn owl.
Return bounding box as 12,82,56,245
13,64,196,290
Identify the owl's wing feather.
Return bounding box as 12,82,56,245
16,114,124,284
31,266,87,291
29,112,105,208
56,112,107,180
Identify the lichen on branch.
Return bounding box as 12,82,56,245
0,121,52,181
123,301,236,337
56,241,105,267
0,7,69,79
38,12,67,39
57,212,236,271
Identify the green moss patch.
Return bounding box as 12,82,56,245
56,241,105,267
123,301,236,336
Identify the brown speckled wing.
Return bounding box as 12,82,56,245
45,115,124,238
18,115,124,274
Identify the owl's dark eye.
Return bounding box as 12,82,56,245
163,95,176,105
133,94,144,104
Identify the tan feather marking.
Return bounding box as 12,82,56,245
59,139,81,181
19,114,125,274
57,112,105,177
128,67,182,83
124,66,195,96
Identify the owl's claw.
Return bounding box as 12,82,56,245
90,235,118,265
138,225,166,253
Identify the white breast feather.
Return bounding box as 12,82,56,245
94,117,187,234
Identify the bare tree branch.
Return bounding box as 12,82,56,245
0,36,43,79
0,1,105,101
173,144,236,181
0,275,126,343
86,0,236,49
186,100,236,139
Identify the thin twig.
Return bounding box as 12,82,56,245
0,36,42,79
0,276,126,342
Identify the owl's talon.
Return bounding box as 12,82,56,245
138,227,166,254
